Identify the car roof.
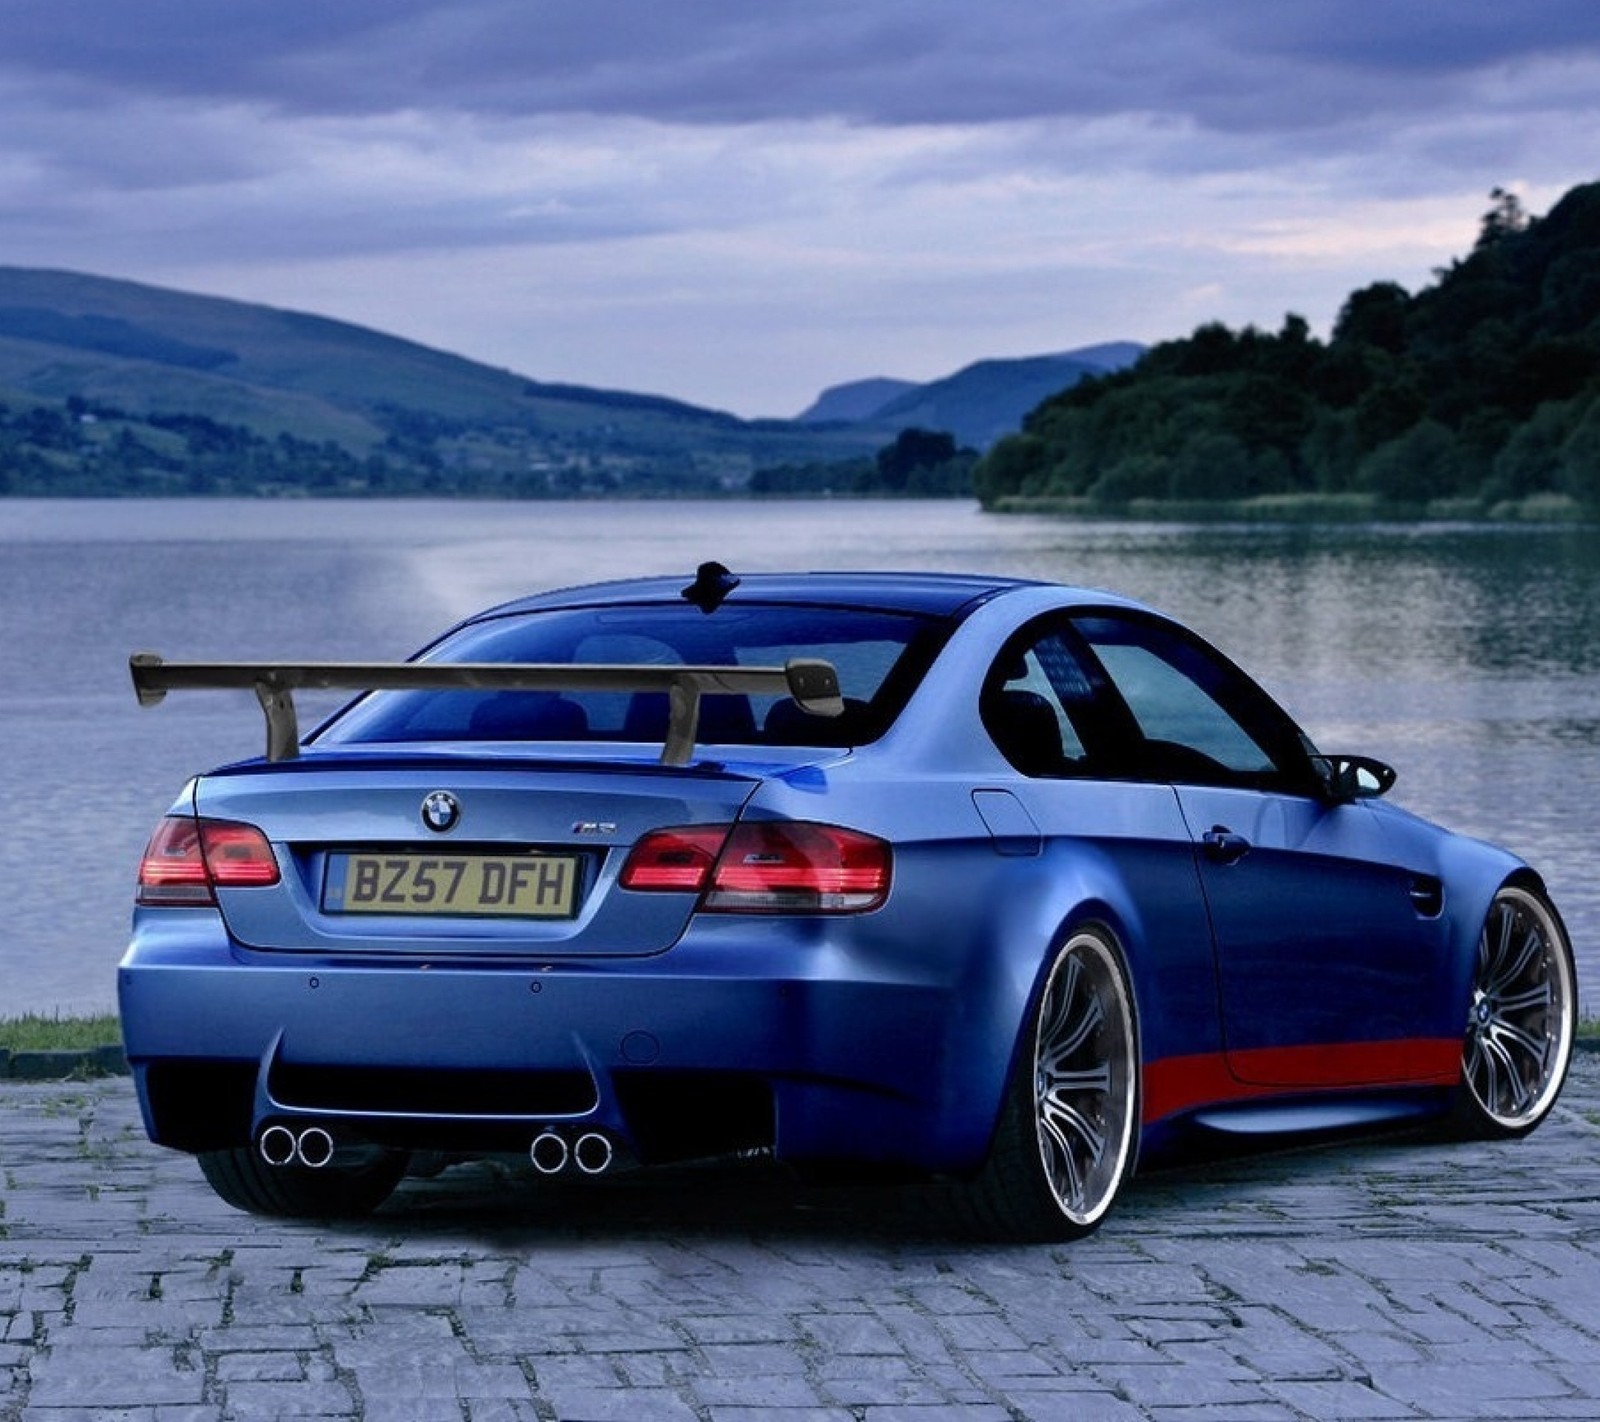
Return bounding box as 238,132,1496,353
474,569,1055,621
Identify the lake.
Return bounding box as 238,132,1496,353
2,497,1595,1018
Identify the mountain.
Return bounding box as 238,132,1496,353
796,343,1145,449
796,377,919,425
0,268,886,497
0,265,1144,496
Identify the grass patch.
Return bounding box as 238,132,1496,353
0,1013,121,1053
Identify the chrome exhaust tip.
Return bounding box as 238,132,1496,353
295,1126,335,1169
574,1132,614,1175
258,1124,297,1167
530,1130,569,1175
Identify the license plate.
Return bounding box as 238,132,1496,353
323,852,580,918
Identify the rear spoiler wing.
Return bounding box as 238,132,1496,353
129,653,844,767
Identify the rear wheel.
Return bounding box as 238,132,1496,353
1454,883,1575,1139
960,925,1140,1241
198,1145,408,1218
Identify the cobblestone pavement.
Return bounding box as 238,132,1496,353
2,1058,1598,1422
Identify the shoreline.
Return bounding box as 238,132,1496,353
985,490,1596,523
5,489,1598,523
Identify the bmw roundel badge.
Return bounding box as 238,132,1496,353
421,790,461,833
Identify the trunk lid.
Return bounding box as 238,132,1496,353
191,747,777,958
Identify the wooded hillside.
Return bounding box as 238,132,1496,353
975,182,1600,513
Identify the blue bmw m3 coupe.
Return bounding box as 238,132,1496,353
120,565,1577,1239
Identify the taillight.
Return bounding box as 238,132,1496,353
617,826,729,892
137,817,280,906
620,821,890,914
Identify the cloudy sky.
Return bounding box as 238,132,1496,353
3,2,1599,417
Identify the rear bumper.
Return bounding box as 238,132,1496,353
118,910,1002,1175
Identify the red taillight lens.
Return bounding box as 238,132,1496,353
201,821,282,886
618,826,729,893
619,821,890,914
137,817,280,906
708,822,890,913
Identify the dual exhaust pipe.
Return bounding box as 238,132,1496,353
531,1129,615,1176
258,1122,618,1177
258,1123,337,1169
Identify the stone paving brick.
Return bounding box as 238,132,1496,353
803,1311,904,1356
537,1382,700,1419
856,1405,1013,1421
362,1402,494,1422
464,1401,543,1422
0,1059,1597,1420
1266,1378,1424,1418
810,1353,953,1408
193,1324,322,1353
1368,1357,1585,1415
690,1370,830,1408
19,1409,222,1421
219,1380,357,1418
703,1411,855,1422
677,1311,803,1346
1091,1358,1273,1411
211,1350,307,1384
1001,1386,1149,1422
1139,1406,1303,1421
23,1343,207,1409
696,1340,812,1376
523,1352,622,1391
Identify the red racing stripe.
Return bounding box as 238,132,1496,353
1142,1038,1463,1125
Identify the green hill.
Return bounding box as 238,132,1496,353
975,182,1600,517
0,268,886,496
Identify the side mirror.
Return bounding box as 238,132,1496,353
1312,754,1397,803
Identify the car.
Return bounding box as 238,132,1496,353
120,564,1577,1239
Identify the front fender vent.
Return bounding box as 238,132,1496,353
1408,876,1444,918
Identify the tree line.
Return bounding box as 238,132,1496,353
750,427,977,497
974,182,1600,512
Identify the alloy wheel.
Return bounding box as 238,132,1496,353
1461,885,1575,1135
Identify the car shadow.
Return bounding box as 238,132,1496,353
364,1155,968,1245
331,1122,1453,1247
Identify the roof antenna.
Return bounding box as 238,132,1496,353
681,561,740,613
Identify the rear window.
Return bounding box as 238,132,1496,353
314,603,947,750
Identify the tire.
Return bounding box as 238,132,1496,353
960,925,1141,1242
198,1144,408,1218
1453,883,1576,1139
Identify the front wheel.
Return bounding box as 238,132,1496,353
960,925,1141,1242
1454,883,1576,1139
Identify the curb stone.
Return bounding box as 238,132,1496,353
0,1043,129,1080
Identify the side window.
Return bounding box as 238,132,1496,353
1072,614,1290,786
981,629,1091,776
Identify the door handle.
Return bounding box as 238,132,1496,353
1202,825,1251,865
